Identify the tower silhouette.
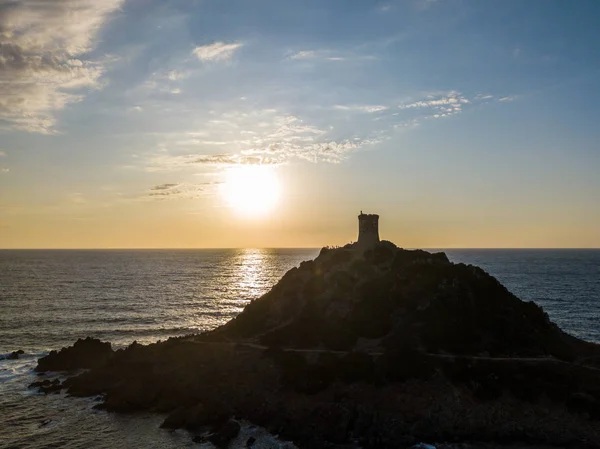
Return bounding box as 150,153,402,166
357,212,380,248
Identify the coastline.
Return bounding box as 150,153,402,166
26,244,600,448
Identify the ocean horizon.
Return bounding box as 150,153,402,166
2,247,600,250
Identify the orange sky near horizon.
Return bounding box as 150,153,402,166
2,1,600,249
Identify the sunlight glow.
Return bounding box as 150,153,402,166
221,165,282,217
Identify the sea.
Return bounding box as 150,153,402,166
0,248,599,448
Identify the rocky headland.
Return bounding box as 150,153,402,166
32,242,600,448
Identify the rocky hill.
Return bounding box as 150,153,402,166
32,243,600,448
209,242,591,360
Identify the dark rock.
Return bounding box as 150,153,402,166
246,436,256,447
4,349,25,360
160,406,190,429
29,378,63,394
567,392,600,417
160,403,230,431
35,337,113,372
208,419,241,448
192,435,206,443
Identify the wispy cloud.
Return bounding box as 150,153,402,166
193,41,244,62
288,50,345,61
334,105,389,113
289,50,317,60
151,183,179,191
395,91,473,119
0,0,123,133
144,182,219,200
399,91,470,109
166,70,188,81
142,90,511,173
0,168,9,173
193,154,282,166
144,109,382,171
0,151,6,157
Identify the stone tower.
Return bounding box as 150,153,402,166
357,212,380,248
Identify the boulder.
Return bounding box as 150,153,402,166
35,337,113,372
3,349,24,360
29,378,63,394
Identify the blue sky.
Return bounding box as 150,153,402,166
1,0,599,248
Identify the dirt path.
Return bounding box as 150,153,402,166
183,338,599,370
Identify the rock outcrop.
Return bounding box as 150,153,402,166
29,378,63,394
32,243,600,448
1,349,24,360
35,337,113,372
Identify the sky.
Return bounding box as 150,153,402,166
1,0,599,249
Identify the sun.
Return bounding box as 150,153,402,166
220,165,282,217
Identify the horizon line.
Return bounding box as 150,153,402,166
1,247,599,251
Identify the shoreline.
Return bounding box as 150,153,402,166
27,243,600,448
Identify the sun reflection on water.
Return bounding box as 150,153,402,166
186,248,319,332
230,248,278,299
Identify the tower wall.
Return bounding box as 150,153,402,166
357,213,380,248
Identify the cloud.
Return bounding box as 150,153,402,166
143,89,509,173
394,91,476,120
135,69,190,97
151,183,180,191
166,70,188,81
144,109,383,171
334,105,389,113
193,41,244,62
390,90,516,127
0,151,5,157
0,0,123,133
399,91,470,110
192,154,283,166
145,182,219,200
289,50,316,60
0,167,9,173
288,50,345,61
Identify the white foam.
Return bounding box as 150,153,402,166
0,352,48,391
